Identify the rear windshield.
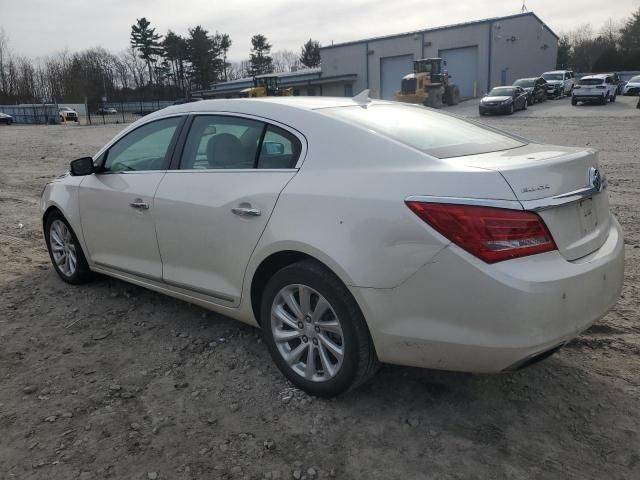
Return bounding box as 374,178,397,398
322,104,526,159
579,78,605,86
513,79,534,87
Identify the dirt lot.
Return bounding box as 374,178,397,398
1,96,639,480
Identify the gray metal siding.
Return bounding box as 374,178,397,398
439,46,479,98
380,55,414,100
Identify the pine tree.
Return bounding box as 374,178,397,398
249,34,273,76
130,18,163,86
186,26,216,90
300,39,321,68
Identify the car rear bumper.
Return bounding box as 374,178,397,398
352,216,624,373
573,94,606,101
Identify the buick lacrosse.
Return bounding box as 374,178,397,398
41,95,624,396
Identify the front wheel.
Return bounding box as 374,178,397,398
260,260,379,397
508,104,515,115
45,212,93,284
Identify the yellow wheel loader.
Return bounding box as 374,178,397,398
395,58,460,108
241,75,294,97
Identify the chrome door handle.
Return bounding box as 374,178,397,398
129,200,150,210
232,207,261,217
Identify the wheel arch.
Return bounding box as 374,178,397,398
249,249,353,326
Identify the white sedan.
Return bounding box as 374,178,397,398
41,95,625,396
622,75,640,96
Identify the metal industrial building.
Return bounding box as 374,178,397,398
195,11,558,100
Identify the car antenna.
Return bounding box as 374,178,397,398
352,89,371,107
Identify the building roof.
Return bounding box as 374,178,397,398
320,11,558,50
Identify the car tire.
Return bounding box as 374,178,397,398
44,211,93,284
260,260,379,397
508,104,514,114
523,100,528,110
571,97,578,106
601,94,607,105
6,119,12,125
611,93,616,103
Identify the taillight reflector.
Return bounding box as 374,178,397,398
406,202,557,263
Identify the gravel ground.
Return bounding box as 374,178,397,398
1,96,639,480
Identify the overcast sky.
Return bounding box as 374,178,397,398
1,0,638,61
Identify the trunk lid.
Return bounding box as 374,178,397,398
457,143,611,261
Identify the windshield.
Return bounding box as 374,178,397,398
489,87,516,96
629,75,640,83
579,78,605,86
322,104,525,159
542,73,563,81
513,79,534,88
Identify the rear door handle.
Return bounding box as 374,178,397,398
129,200,150,210
232,207,261,217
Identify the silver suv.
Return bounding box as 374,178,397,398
541,70,575,98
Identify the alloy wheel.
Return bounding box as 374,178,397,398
270,284,344,382
49,219,78,277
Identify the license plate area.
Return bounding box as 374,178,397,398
578,198,597,234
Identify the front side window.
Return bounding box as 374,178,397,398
103,117,182,172
257,125,302,169
180,116,264,170
323,104,525,159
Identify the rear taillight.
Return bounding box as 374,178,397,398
405,202,557,263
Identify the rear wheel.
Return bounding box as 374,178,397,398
45,212,93,284
571,97,578,106
508,104,515,115
260,260,379,397
610,93,616,103
601,94,607,105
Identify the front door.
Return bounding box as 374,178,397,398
79,116,183,280
153,114,302,305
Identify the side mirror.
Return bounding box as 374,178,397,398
70,157,95,176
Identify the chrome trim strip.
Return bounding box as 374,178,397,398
93,261,161,282
162,279,236,304
521,178,607,212
405,195,523,210
93,261,236,304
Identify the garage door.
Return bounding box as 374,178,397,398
380,55,414,100
439,46,478,98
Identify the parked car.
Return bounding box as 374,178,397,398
572,74,618,105
0,112,13,125
609,73,626,95
541,70,575,98
479,86,528,115
622,75,640,96
59,107,79,122
512,77,548,105
97,106,118,115
41,97,625,396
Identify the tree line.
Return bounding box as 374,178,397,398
0,18,322,105
556,7,640,73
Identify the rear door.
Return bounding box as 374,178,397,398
153,114,303,305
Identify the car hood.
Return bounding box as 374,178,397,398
626,81,640,87
545,80,562,86
482,96,511,102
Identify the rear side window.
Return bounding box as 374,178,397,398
323,104,525,159
257,125,301,169
180,116,264,170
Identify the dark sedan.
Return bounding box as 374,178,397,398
513,77,548,105
0,112,13,125
479,86,528,115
